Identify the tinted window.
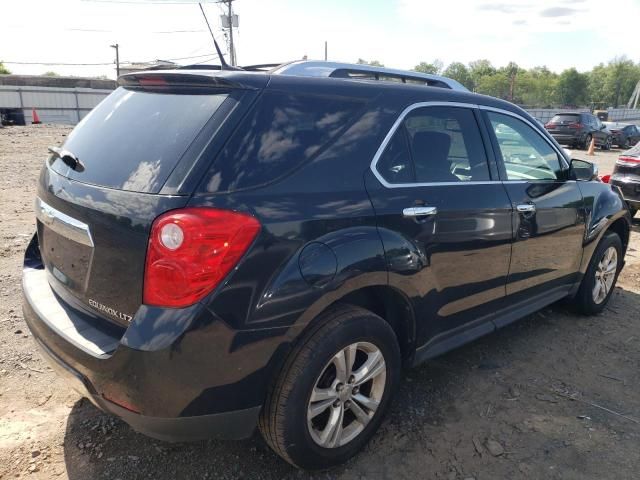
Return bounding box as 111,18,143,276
202,91,364,192
404,107,490,182
52,87,228,193
489,112,563,181
377,127,413,184
551,114,580,123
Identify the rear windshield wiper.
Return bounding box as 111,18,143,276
48,146,85,172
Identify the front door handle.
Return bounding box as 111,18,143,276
403,206,437,217
516,204,536,213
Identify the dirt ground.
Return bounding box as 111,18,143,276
1,124,639,480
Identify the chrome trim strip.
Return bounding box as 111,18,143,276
35,198,94,248
370,102,571,189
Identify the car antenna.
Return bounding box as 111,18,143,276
198,2,242,71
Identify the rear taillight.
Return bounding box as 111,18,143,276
143,208,261,308
544,122,556,129
568,123,582,129
617,156,640,166
600,174,611,183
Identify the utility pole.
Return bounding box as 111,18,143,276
227,0,236,66
324,41,327,61
110,43,120,77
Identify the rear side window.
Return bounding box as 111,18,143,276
376,106,490,184
405,107,490,182
201,91,364,192
52,87,229,193
550,114,581,123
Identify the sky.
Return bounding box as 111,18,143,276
3,0,640,79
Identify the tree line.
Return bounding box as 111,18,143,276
357,57,640,109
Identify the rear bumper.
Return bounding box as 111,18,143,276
548,132,582,145
610,176,640,205
21,235,276,442
32,335,260,442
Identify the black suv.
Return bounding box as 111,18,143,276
545,112,613,150
22,61,631,470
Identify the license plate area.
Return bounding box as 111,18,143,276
35,198,94,293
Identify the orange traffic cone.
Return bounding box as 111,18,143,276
587,137,595,156
31,108,41,124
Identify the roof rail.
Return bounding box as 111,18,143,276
271,60,469,92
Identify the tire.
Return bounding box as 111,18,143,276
604,136,612,150
572,232,623,315
622,138,630,150
259,305,401,470
583,133,592,150
629,205,638,218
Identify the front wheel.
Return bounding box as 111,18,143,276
259,305,401,470
572,232,623,315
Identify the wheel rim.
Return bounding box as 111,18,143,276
307,342,386,448
592,246,618,304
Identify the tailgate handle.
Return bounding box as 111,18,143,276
35,198,94,248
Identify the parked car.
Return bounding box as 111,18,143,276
545,112,613,150
609,142,640,217
22,61,632,470
603,122,640,149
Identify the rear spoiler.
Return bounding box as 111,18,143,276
118,71,265,92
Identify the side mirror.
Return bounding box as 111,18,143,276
570,159,598,181
601,125,606,130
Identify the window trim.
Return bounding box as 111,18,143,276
370,101,569,188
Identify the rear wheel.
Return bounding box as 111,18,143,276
583,133,593,150
603,136,613,150
572,232,623,315
259,305,401,470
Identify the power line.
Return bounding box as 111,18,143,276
2,53,218,67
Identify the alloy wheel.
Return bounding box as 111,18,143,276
592,246,618,304
307,342,387,448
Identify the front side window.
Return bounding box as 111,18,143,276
488,111,563,181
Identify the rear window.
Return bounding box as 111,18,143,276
201,91,365,193
51,87,228,193
550,114,581,123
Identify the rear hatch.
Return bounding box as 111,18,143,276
35,72,263,327
546,114,582,135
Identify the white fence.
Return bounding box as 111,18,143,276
0,85,112,124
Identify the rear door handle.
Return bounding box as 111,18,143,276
403,206,437,217
516,204,536,213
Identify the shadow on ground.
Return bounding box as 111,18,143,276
63,285,640,480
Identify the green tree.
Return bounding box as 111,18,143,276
467,59,495,91
357,58,384,67
0,62,11,74
42,71,60,77
556,68,588,106
413,60,444,75
442,62,472,89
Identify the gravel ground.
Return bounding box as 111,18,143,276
1,124,639,480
